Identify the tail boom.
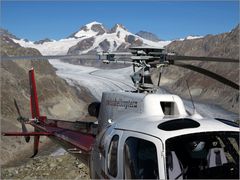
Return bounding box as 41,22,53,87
2,132,52,136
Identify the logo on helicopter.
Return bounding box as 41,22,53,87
106,98,138,109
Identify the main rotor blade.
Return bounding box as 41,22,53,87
14,99,22,117
173,55,239,63
31,132,40,158
108,52,132,55
173,62,239,90
158,71,162,87
21,122,30,143
108,60,133,65
1,54,98,61
14,99,30,142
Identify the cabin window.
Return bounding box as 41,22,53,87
166,132,239,179
107,135,119,177
160,101,175,115
124,137,159,179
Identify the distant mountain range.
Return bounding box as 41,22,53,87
2,21,173,55
2,21,208,56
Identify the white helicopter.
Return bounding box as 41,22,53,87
2,46,239,179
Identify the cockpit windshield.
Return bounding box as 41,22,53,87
166,132,239,179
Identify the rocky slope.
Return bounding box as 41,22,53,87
0,29,19,40
152,25,239,114
1,29,94,165
11,22,171,55
0,31,40,57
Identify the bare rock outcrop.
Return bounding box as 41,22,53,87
67,37,95,54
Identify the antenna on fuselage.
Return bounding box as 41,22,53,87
157,66,164,87
185,80,196,114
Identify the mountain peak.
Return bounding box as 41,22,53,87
136,31,160,42
110,23,128,33
70,21,107,38
80,21,105,31
116,23,127,30
85,21,102,27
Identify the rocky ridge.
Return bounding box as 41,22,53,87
0,30,40,57
152,25,239,114
0,29,19,40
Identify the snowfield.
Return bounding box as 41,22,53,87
49,60,135,100
13,38,81,55
49,60,238,120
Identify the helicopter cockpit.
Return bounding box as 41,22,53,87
166,131,239,179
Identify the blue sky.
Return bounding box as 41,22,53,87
1,1,239,41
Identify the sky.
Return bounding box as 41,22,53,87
1,1,239,41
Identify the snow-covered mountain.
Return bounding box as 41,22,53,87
12,22,171,55
136,31,161,42
176,35,204,41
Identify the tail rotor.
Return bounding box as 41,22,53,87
14,98,30,143
2,69,49,158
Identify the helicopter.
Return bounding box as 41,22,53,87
1,46,239,179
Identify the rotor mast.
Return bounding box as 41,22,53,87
129,46,167,93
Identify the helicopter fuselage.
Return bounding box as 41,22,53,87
88,91,239,179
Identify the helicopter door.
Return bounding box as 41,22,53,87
120,132,165,179
90,126,109,178
105,129,123,179
90,127,123,179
